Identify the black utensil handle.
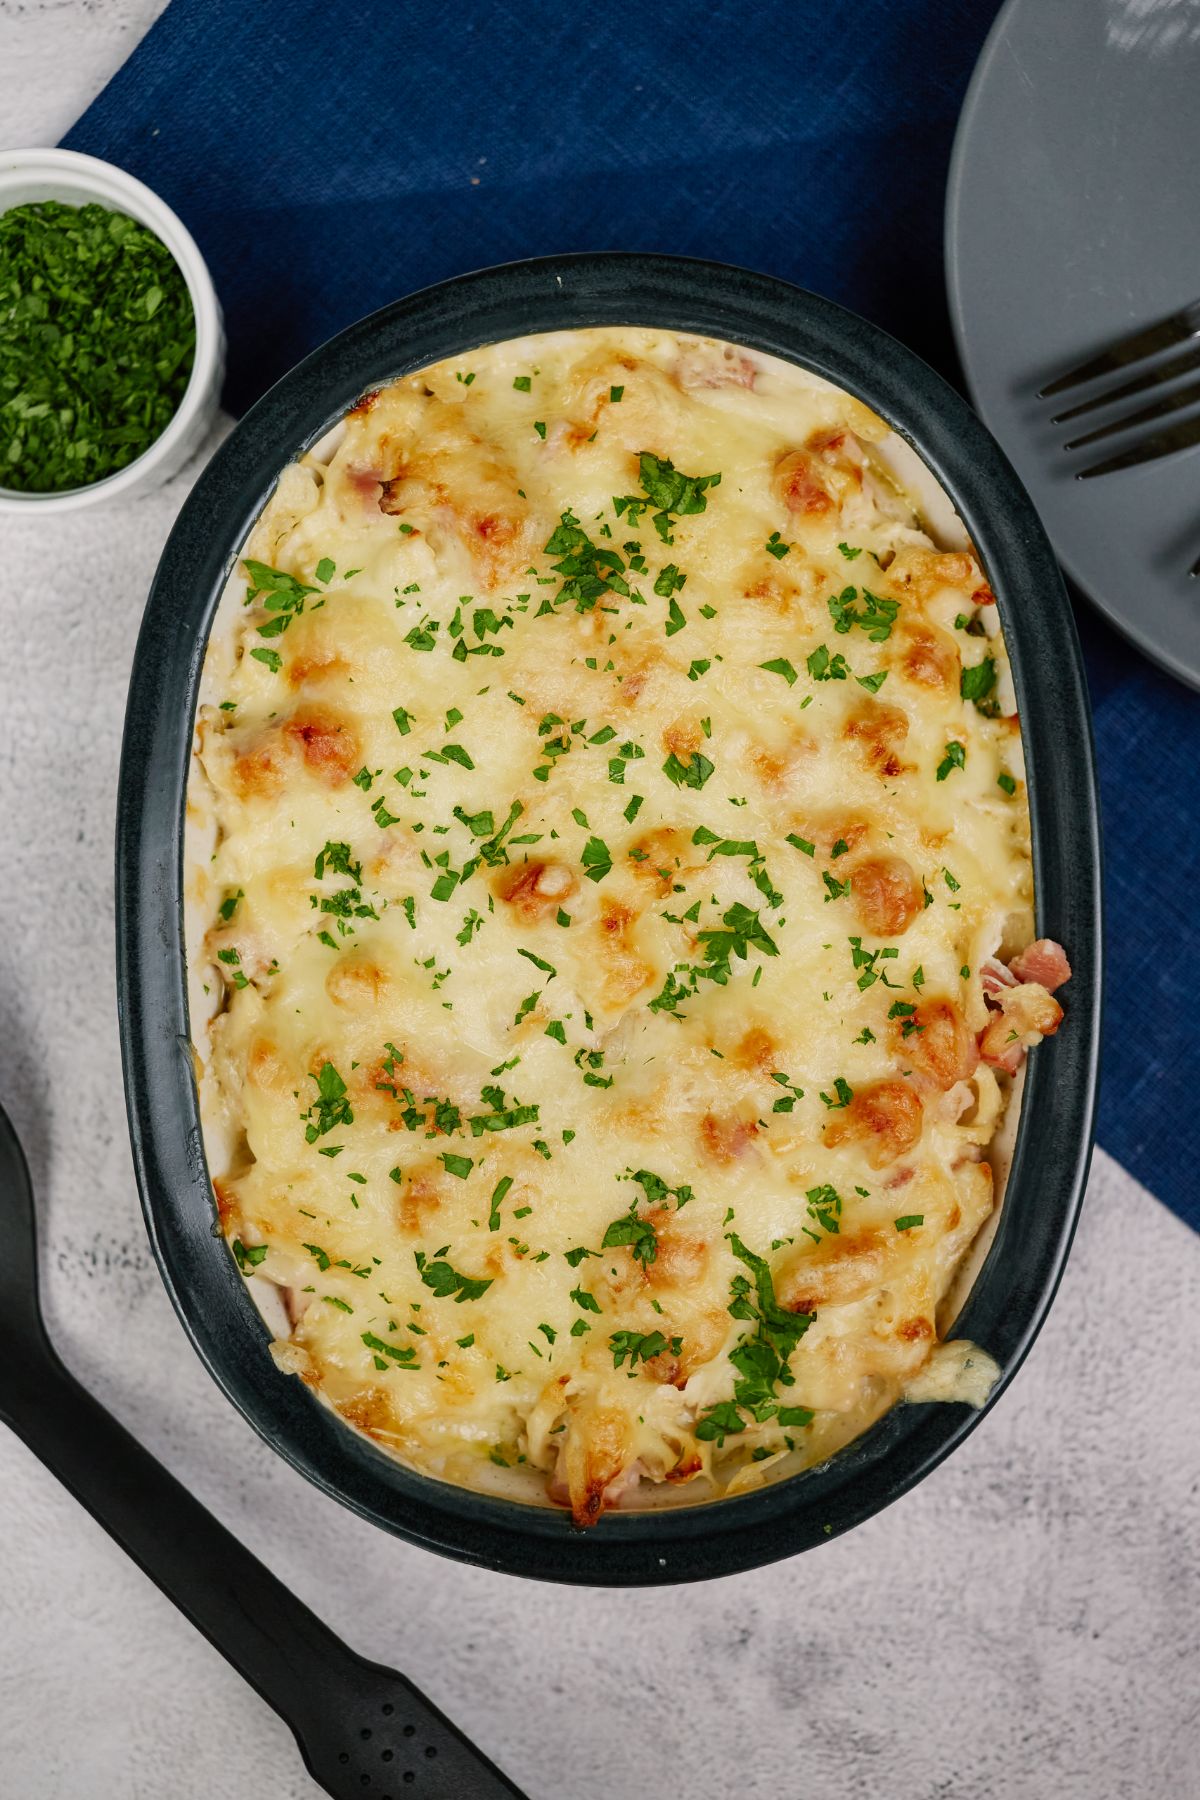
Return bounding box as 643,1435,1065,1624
3,1347,527,1799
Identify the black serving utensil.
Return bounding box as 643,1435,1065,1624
0,1101,527,1800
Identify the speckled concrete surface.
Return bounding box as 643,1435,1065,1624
1,10,1198,1797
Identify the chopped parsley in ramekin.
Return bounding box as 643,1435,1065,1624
0,200,195,493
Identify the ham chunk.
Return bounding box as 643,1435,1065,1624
979,983,1064,1073
1008,939,1072,992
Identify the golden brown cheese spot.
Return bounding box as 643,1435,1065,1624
782,1228,889,1313
494,858,577,920
699,1111,760,1165
559,1398,636,1527
376,397,535,589
740,569,800,616
849,854,923,937
337,1388,394,1440
286,710,360,786
562,349,683,444
896,1315,935,1343
899,998,978,1092
642,1348,683,1385
246,1036,291,1096
674,1308,731,1380
731,1025,779,1074
231,731,286,799
774,445,834,516
662,718,702,759
629,826,701,896
593,897,655,1005
825,1079,923,1169
675,341,757,391
795,814,871,859
325,957,390,1010
212,1177,240,1233
287,649,354,690
843,701,910,779
899,624,960,693
645,1227,709,1291
887,547,984,609
748,728,817,795
395,1171,444,1235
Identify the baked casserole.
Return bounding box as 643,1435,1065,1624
187,327,1070,1526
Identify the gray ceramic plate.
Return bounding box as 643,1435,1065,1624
946,0,1200,691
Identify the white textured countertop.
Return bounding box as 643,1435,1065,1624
1,8,1198,1795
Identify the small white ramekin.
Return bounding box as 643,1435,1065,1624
0,147,225,514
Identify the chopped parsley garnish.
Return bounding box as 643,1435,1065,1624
488,1175,513,1232
827,584,899,641
625,1167,693,1209
662,749,714,790
894,1214,924,1232
362,1331,418,1369
614,451,721,545
997,770,1016,796
441,1152,474,1179
512,374,532,391
314,841,362,883
805,1184,842,1236
765,532,790,560
303,1062,354,1141
601,1198,659,1267
414,1250,493,1303
610,1329,680,1370
807,644,849,682
243,559,318,640
759,657,797,686
818,1076,853,1109
961,655,999,714
696,1234,812,1440
837,542,863,560
581,836,613,881
542,509,630,610
849,937,899,990
936,741,966,781
232,1238,267,1273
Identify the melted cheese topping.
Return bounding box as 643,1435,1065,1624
188,328,1033,1524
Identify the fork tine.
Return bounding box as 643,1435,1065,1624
1075,410,1200,477
1051,341,1200,424
1038,298,1200,398
1063,377,1200,451
1191,549,1200,579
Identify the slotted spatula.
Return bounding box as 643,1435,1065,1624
0,1100,527,1800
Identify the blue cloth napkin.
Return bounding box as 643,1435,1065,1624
62,0,1200,1228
